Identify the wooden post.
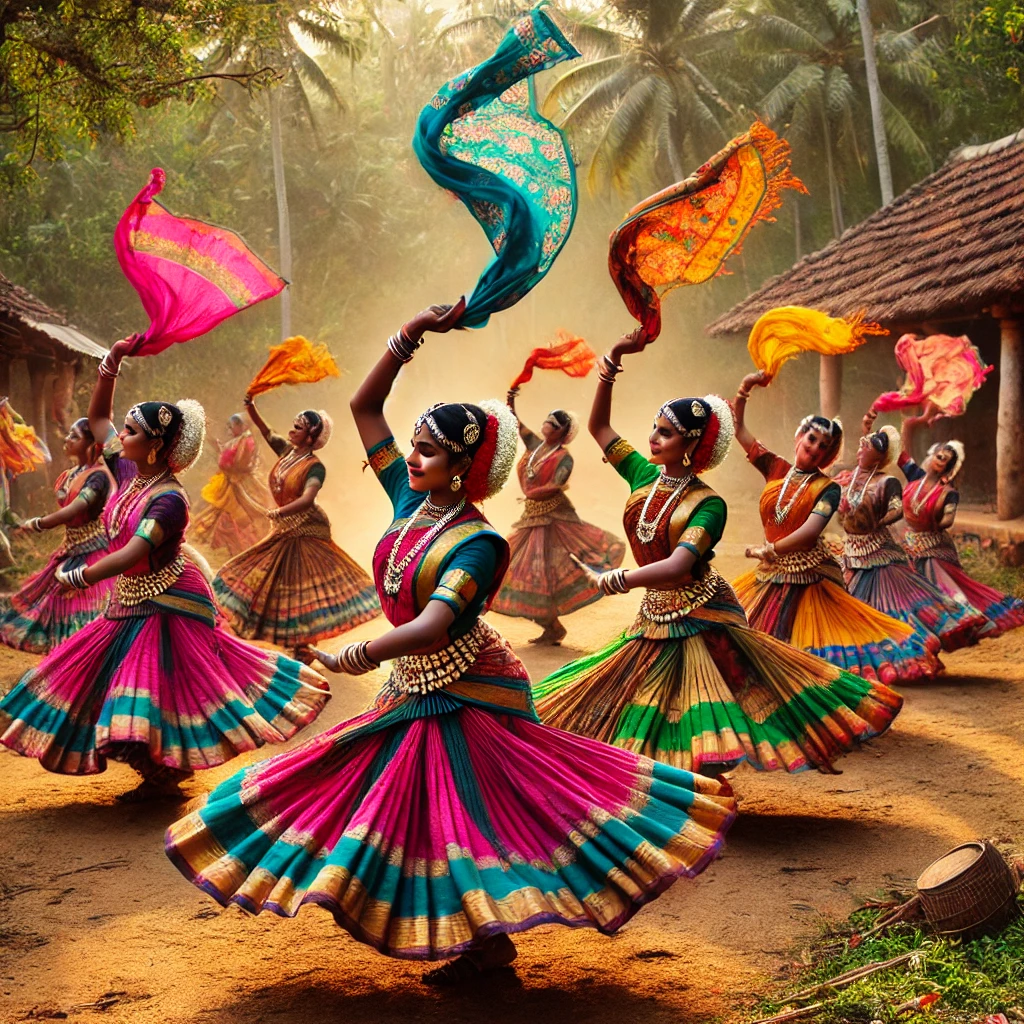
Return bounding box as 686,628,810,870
819,354,843,419
996,316,1024,520
0,353,10,397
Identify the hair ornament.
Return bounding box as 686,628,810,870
158,405,173,428
167,398,206,473
929,439,966,481
691,400,706,418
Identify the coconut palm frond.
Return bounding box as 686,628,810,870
541,54,630,117
881,92,931,170
556,65,640,133
291,47,346,109
759,61,823,124
587,75,662,193
744,13,829,54
824,65,854,118
292,13,367,59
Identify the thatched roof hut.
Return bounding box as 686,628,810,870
707,128,1024,520
0,270,106,481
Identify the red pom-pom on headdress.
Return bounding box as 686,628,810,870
464,412,498,503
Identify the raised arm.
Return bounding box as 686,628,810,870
242,397,273,445
88,337,137,444
589,327,650,451
732,371,769,454
350,299,466,453
506,388,534,443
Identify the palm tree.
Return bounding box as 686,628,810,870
207,2,369,338
737,0,935,238
540,0,745,193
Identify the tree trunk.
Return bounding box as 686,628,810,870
819,355,843,420
996,316,1024,519
856,0,894,205
794,199,802,261
821,101,844,238
269,87,293,341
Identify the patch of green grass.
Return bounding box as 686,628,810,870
959,544,1024,601
746,899,1024,1024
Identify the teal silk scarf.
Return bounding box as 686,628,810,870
413,7,580,329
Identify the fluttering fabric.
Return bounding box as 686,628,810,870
412,8,579,329
114,168,286,357
510,330,596,389
0,399,50,475
608,121,806,341
872,333,993,416
246,336,341,398
748,307,887,382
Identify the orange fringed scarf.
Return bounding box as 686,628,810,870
247,336,340,398
748,307,888,382
608,120,807,340
0,399,50,476
510,330,596,389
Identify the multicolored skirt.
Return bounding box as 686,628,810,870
165,621,736,961
213,505,379,646
844,560,984,653
0,562,331,775
734,558,941,684
491,501,625,622
191,480,270,558
0,538,114,654
533,572,903,774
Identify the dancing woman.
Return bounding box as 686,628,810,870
0,339,330,801
165,303,737,983
836,419,984,652
533,334,902,774
213,397,379,659
896,410,1024,638
191,413,272,557
491,391,625,644
731,372,942,684
0,419,114,653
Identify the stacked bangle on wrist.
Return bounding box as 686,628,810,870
597,568,629,596
387,328,421,364
56,563,89,590
598,354,623,385
337,640,380,675
24,517,45,533
98,354,121,379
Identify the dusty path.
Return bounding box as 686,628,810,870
2,544,1023,1024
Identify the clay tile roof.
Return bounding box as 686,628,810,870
707,127,1024,336
0,270,107,359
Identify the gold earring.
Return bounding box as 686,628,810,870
147,448,157,465
450,474,462,492
682,452,692,467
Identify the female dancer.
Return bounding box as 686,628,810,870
533,334,902,774
837,420,983,652
213,397,379,660
0,339,330,801
0,418,114,653
731,373,940,683
491,391,625,644
192,413,272,557
165,303,737,984
896,409,1024,637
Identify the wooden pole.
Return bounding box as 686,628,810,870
819,354,843,419
996,316,1024,520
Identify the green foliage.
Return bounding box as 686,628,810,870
748,900,1024,1023
0,0,279,164
959,544,1024,601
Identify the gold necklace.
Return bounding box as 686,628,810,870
110,469,171,539
383,498,466,596
774,467,816,525
526,442,560,480
636,472,691,544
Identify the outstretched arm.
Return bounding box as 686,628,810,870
268,479,320,518
589,327,651,452
244,397,273,444
88,337,137,444
747,513,830,560
506,388,535,443
21,498,90,532
350,299,466,453
732,371,769,454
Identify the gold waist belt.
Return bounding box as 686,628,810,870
842,529,892,558
756,541,843,585
272,506,331,539
117,555,186,606
639,569,721,623
390,619,493,695
904,529,957,561
521,494,572,519
62,518,106,552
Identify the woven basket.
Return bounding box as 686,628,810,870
916,841,1021,941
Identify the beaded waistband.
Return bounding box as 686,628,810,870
903,528,958,562
116,555,186,606
272,505,331,539
521,494,571,519
62,518,106,554
638,569,723,624
756,540,844,585
390,619,494,695
843,529,891,558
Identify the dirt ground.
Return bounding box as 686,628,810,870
2,541,1023,1024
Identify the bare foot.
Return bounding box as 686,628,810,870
528,621,567,646
422,933,517,986
116,779,186,804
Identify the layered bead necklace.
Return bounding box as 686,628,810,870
774,467,816,525
525,442,560,480
272,447,313,499
909,477,944,517
636,472,692,544
844,467,878,510
109,469,171,540
383,495,466,596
